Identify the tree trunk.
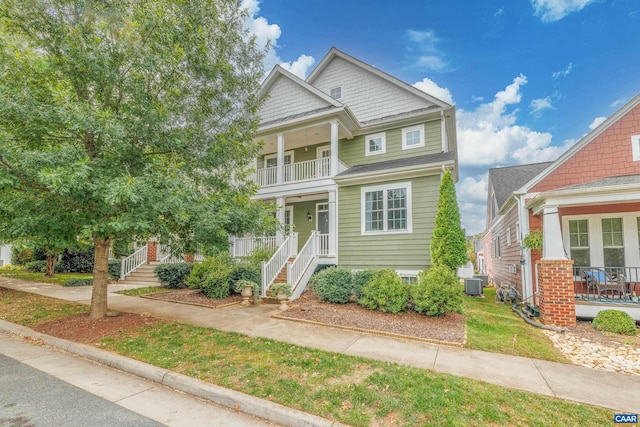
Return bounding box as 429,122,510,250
45,254,55,277
90,237,111,318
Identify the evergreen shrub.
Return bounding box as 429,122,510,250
154,263,194,289
411,265,463,316
358,269,410,314
592,310,637,335
310,266,353,303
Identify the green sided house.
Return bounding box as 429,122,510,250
231,47,458,298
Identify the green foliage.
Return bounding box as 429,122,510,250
112,240,133,258
228,261,261,290
592,310,637,335
244,247,276,264
430,170,468,270
188,253,235,299
63,278,94,287
358,269,410,314
154,263,194,289
351,269,375,300
11,245,33,266
108,260,121,281
24,260,47,273
234,279,260,305
57,247,95,273
523,230,543,251
412,265,463,316
271,283,292,297
310,267,354,304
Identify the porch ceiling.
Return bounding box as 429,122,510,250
258,122,351,155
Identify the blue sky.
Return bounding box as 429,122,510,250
242,0,640,235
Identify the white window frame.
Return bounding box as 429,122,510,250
284,206,293,233
360,182,412,235
632,135,640,161
263,150,294,168
365,132,386,156
398,270,420,284
402,124,425,150
506,228,512,246
516,221,521,243
330,86,341,99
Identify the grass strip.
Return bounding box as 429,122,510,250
115,287,174,297
0,269,93,286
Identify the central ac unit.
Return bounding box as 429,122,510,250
464,278,483,296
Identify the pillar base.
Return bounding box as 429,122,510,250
537,259,576,327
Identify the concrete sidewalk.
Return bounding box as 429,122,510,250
1,277,639,414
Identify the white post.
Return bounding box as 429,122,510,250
440,110,448,152
276,133,284,184
542,205,567,260
261,261,267,297
276,196,285,246
330,121,339,176
328,190,337,256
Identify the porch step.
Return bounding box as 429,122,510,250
119,263,162,286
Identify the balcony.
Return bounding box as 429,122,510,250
254,157,332,187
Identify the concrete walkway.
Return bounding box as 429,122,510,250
1,277,639,414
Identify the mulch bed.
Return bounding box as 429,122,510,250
276,291,467,345
142,288,242,308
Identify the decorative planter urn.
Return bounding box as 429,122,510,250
276,291,289,310
240,285,253,306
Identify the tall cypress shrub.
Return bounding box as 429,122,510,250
430,170,467,270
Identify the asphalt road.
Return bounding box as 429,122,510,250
0,353,163,427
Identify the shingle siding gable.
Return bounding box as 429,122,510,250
259,76,331,124
311,57,433,123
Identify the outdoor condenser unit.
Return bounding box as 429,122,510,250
464,278,483,296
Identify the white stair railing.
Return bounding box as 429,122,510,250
120,244,148,280
287,231,319,297
260,233,297,296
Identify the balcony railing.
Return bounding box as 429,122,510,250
573,266,640,304
254,157,332,187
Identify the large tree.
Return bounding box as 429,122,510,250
430,170,467,270
0,0,271,317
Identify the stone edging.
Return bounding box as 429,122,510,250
0,319,346,427
272,312,467,348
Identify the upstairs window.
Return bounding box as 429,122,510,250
365,132,386,156
330,86,342,99
402,124,425,149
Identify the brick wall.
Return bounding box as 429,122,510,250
147,241,157,263
537,259,576,326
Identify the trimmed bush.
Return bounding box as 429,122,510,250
154,263,193,289
358,269,410,314
229,262,261,291
412,265,463,316
352,269,375,300
24,260,47,273
592,310,637,335
310,267,353,303
245,247,276,264
108,260,121,281
63,278,94,287
187,252,234,299
58,247,94,273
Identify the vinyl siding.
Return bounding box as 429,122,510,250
259,76,330,124
287,199,327,252
337,175,440,271
484,206,523,294
338,121,441,167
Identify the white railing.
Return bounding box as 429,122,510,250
159,244,205,263
231,236,278,258
318,234,329,255
254,157,332,187
120,244,148,280
261,233,297,296
288,231,319,295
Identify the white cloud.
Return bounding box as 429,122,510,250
494,7,505,17
589,116,606,130
405,29,449,72
551,62,573,79
413,77,454,104
531,0,597,22
610,98,626,108
530,97,554,117
241,0,315,78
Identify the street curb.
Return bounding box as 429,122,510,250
0,319,347,427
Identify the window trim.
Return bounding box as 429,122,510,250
506,228,512,246
360,182,412,235
516,221,521,243
365,132,386,156
329,86,341,100
632,135,640,161
402,124,425,150
263,150,294,168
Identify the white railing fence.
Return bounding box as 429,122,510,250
159,244,205,264
231,236,278,258
318,234,329,255
253,157,332,187
260,233,297,296
120,244,148,280
287,231,319,295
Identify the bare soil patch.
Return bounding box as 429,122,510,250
276,291,467,345
34,313,160,344
566,321,640,348
142,288,242,308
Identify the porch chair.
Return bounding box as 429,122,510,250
580,268,627,299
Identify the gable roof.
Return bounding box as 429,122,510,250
489,162,552,210
307,47,452,108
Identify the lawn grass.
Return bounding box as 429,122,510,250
0,287,88,328
464,287,568,363
0,268,93,286
0,286,612,426
115,287,174,297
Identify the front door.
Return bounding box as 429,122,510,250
316,203,329,254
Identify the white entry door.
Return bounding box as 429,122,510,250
316,203,329,254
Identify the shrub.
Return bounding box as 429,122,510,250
310,266,353,303
24,260,47,273
412,265,463,316
32,248,47,261
592,310,637,335
245,247,276,264
352,269,375,300
63,278,94,287
187,252,234,299
228,261,261,291
154,263,193,289
108,260,121,281
11,245,33,265
358,269,410,314
58,247,94,273
271,282,292,297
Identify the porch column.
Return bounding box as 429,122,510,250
275,196,285,245
147,240,157,264
330,121,339,176
328,190,337,256
276,133,284,184
542,205,566,260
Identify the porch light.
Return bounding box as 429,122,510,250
307,212,313,221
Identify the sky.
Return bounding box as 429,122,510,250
241,0,640,235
